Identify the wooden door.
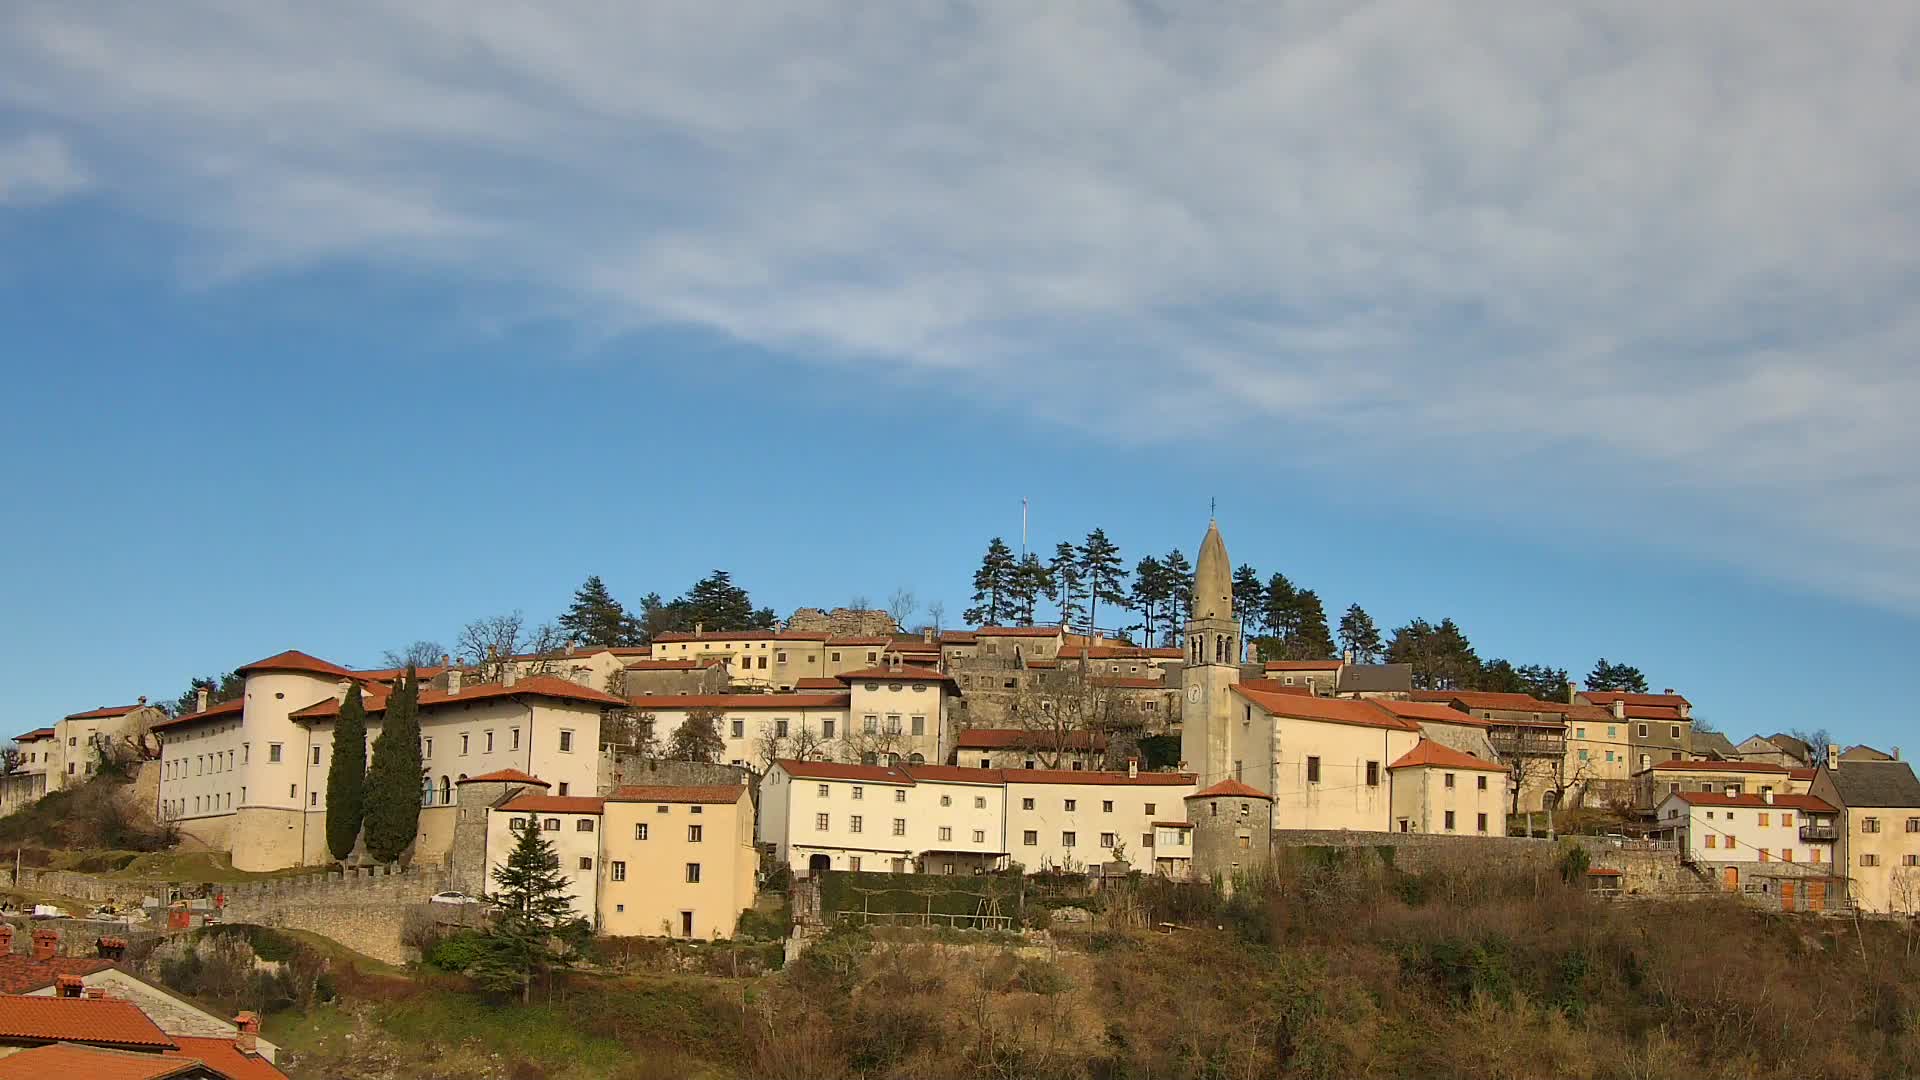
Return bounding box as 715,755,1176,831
1780,880,1796,910
1807,880,1825,912
1721,866,1739,891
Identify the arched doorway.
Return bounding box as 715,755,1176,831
808,854,831,877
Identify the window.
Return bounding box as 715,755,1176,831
730,720,746,739
1365,761,1380,786
685,863,702,883
460,734,470,755
610,861,626,881
511,727,520,750
1638,724,1648,739
940,794,951,807
1476,813,1488,833
1671,725,1680,740
1444,811,1456,832
1062,831,1077,848
863,715,877,734
894,790,907,803
1783,849,1795,862
485,731,494,753
1022,797,1035,810
1811,848,1823,864
1758,813,1770,827
939,826,952,841
775,720,789,738
1477,775,1488,791
849,857,861,872
1024,830,1038,846
1908,817,1920,833
577,819,595,832
1864,817,1881,833
312,745,322,765
578,856,593,871
1145,802,1157,815
911,715,925,735
974,796,986,809
634,823,649,840
268,743,282,763
1102,800,1114,813
823,720,835,739
559,730,574,753
558,782,569,796
849,815,863,834
1905,854,1920,867
815,813,830,831
1444,772,1456,789
885,715,901,734
310,791,318,807
1306,756,1321,784
1576,728,1586,740
892,818,906,836
973,829,986,843
1064,799,1077,811
289,783,297,799
544,818,560,831
1759,848,1770,862
817,784,831,797
688,824,703,842
1101,832,1117,848
1860,853,1879,867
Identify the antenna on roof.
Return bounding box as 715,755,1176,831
1021,497,1029,558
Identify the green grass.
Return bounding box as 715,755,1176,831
377,990,634,1073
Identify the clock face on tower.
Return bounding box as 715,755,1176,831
1187,685,1201,704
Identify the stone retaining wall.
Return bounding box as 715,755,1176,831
219,864,447,965
1271,829,1562,873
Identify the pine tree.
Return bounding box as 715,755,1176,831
963,538,1018,626
1077,529,1127,633
558,575,641,646
1587,658,1649,693
1517,663,1572,702
1289,589,1336,660
1388,618,1481,690
1476,658,1528,694
1161,549,1193,637
1231,564,1266,635
1128,556,1170,643
1009,554,1053,626
324,683,369,862
1049,542,1085,630
1262,573,1300,646
667,711,725,763
474,819,584,1002
363,667,424,864
672,571,776,632
1337,604,1383,663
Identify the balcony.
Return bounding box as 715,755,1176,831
1799,824,1838,843
1488,731,1566,758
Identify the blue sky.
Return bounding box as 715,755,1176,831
2,3,1917,751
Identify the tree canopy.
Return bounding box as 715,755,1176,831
1338,604,1383,663
1587,658,1650,693
363,667,424,864
324,683,369,863
557,575,642,647
473,819,588,1002
964,538,1019,626
667,711,726,763
1386,618,1481,690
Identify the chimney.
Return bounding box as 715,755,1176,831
196,688,210,714
1827,744,1841,770
0,924,14,953
1127,757,1139,779
441,653,451,669
1663,688,1675,696
32,928,59,962
1894,746,1902,761
565,643,576,657
233,1011,261,1056
923,627,934,644
447,668,463,696
137,695,147,706
1566,681,1578,705
1763,790,1774,804
694,621,704,636
503,667,517,688
95,935,127,960
1611,701,1626,720
54,974,83,998
83,987,107,999
1342,648,1355,665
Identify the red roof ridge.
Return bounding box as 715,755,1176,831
0,995,176,1050
235,650,355,679
624,693,851,709
150,698,246,732
498,794,606,814
1187,778,1271,800
62,704,149,721
605,784,749,804
1232,684,1420,731
833,664,954,683
1388,739,1507,772
457,769,549,787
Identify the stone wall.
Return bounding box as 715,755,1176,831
598,757,754,798
1272,828,1562,874
219,864,446,965
9,867,158,908
785,608,901,636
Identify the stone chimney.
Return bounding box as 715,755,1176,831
1763,790,1774,804
1827,744,1841,770
32,928,59,962
0,924,15,953
503,666,517,688
54,974,83,998
233,1011,261,1055
1127,757,1139,779
1894,746,1902,761
1342,648,1355,665
447,668,463,696
1610,700,1626,720
1566,681,1578,705
694,621,704,636
196,687,210,713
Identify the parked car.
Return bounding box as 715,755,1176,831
429,891,486,906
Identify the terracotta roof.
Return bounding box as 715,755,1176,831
0,995,175,1050
292,676,626,720
234,650,354,679
1091,676,1167,690
974,626,1065,638
62,705,147,721
457,769,549,787
1582,690,1692,708
1622,705,1687,721
1151,820,1194,829
887,640,940,652
1670,791,1837,812
952,729,1107,751
833,665,955,684
1263,660,1342,672
1025,659,1059,669
349,666,449,683
651,630,828,643
775,760,914,784
167,1035,290,1080
498,795,606,815
901,764,1006,785
1187,778,1272,800
623,693,851,711
0,954,115,994
1058,645,1183,661
150,698,245,733
793,678,844,690
1647,759,1790,774
605,785,749,805
1233,685,1420,732
1371,699,1489,725
1235,679,1315,696
621,659,721,671
1410,690,1588,716
939,631,978,644
826,636,893,646
12,728,55,743
1002,768,1195,787
0,1044,209,1080
1388,740,1507,773
1789,768,1817,782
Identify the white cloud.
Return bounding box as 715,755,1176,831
0,132,89,204
2,1,1919,608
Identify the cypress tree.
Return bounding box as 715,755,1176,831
324,683,369,862
363,666,424,864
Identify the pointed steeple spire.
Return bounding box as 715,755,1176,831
1192,520,1233,622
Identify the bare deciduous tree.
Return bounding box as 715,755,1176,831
887,588,917,629
848,595,872,613
382,640,447,670
457,612,568,684
1009,662,1124,770
602,709,659,760
926,600,946,634
841,720,913,767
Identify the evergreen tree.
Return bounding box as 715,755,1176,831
1475,658,1529,695
1231,564,1266,635
1338,604,1383,663
1587,658,1649,693
324,683,369,862
1386,618,1482,691
363,667,424,864
1161,549,1193,638
1128,556,1171,643
171,672,244,717
474,819,587,1002
1288,589,1336,660
1009,554,1053,626
963,538,1019,626
667,711,725,763
667,571,776,632
1517,663,1572,702
1049,541,1085,630
557,575,641,646
1075,529,1127,633
1262,573,1300,645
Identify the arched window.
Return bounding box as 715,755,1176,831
421,777,434,807
439,776,452,805
909,753,925,765
1215,635,1225,664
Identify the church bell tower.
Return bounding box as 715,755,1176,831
1180,519,1242,786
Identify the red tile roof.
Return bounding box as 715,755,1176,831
234,650,354,679
834,665,956,684
901,764,1006,785
62,705,147,721
1647,759,1791,774
621,659,721,671
1670,791,1836,812
623,693,851,711
0,955,115,994
167,1035,290,1080
1187,778,1272,800
826,636,893,647
457,769,549,787
793,678,844,690
1410,690,1581,714
939,631,978,644
12,728,55,743
292,676,626,720
775,760,914,784
1090,676,1166,690
1582,690,1692,708
0,1044,209,1080
605,785,749,805
150,698,245,733
1388,740,1507,772
651,630,829,643
1001,768,1194,787
1372,699,1492,726
974,626,1065,638
1152,820,1194,829
0,995,175,1050
1234,679,1315,696
1058,645,1183,661
498,795,606,815
1233,685,1421,732
952,729,1108,751
1263,660,1342,672
1789,768,1818,782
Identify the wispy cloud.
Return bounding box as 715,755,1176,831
0,132,89,205
3,2,1919,608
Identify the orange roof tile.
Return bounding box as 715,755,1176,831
901,765,1006,785
1263,660,1342,672
498,795,606,815
605,785,748,805
166,1035,290,1079
1410,690,1587,715
12,728,55,743
1388,740,1507,772
774,760,914,784
973,626,1065,637
0,954,115,994
292,676,626,720
234,650,354,679
834,665,955,684
1582,690,1692,708
457,769,550,787
0,1044,209,1080
623,693,850,711
1002,768,1195,787
1789,767,1817,782
939,631,978,644
62,705,148,721
825,635,893,646
1232,685,1420,732
952,729,1107,751
1647,759,1790,773
1372,699,1491,726
1235,679,1315,696
1670,791,1836,812
1187,778,1272,800
793,677,844,690
150,698,244,733
0,995,175,1050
